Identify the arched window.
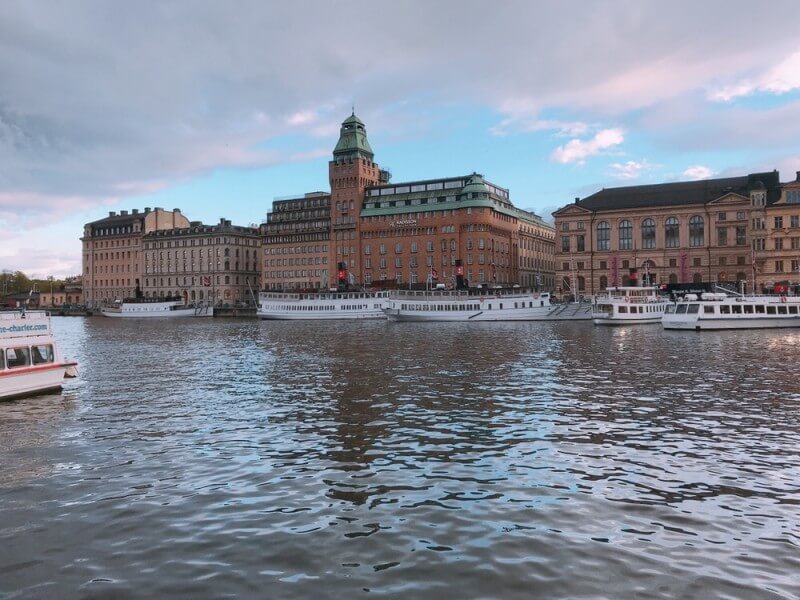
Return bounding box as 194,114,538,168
450,239,456,251
441,239,447,252
665,217,679,248
689,216,704,247
597,222,610,251
599,275,608,290
619,220,632,250
642,218,656,249
224,275,230,284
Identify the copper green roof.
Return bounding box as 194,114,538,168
333,112,373,160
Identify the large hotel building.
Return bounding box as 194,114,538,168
553,170,800,295
262,113,556,291
82,208,260,306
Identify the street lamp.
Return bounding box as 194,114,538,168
48,276,54,306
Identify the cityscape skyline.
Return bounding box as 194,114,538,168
2,1,800,278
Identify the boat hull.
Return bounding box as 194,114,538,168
663,316,800,330
593,316,663,326
0,362,76,401
258,310,385,320
383,307,553,322
101,308,200,318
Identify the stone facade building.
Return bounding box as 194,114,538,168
552,171,785,296
142,219,261,305
261,113,555,291
763,171,800,290
81,207,190,306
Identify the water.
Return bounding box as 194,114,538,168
1,317,799,598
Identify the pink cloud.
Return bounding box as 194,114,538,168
551,129,625,165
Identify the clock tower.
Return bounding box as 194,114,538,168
328,112,383,288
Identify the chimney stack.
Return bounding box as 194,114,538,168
174,208,181,213
109,211,116,217
144,207,151,213
132,209,139,214
120,210,128,216
796,171,800,182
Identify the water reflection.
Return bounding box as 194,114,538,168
0,317,798,598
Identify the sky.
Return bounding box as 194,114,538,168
2,0,800,278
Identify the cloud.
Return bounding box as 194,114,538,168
490,117,588,137
708,50,800,102
551,129,624,164
683,165,715,180
610,160,654,180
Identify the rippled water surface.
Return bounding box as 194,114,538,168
1,317,799,598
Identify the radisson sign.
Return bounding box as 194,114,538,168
391,219,417,227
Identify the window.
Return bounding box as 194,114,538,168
736,225,746,246
364,244,371,255
395,243,402,254
689,216,704,247
775,238,784,250
775,260,784,272
693,257,701,267
577,235,585,252
718,212,727,221
791,215,800,228
379,244,386,255
662,217,679,248
597,222,610,251
561,222,569,231
717,227,728,246
395,257,402,268
6,347,30,368
775,216,784,229
31,345,54,364
411,242,418,253
561,236,570,253
641,218,655,249
788,191,800,204
619,220,632,250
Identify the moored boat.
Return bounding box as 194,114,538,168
382,288,554,321
101,298,213,318
257,290,388,320
592,286,672,326
662,292,800,330
1,310,78,401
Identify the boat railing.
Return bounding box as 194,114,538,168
390,288,544,300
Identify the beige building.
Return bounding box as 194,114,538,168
553,171,783,297
82,207,190,306
518,213,556,291
764,171,800,290
143,219,261,305
39,276,83,307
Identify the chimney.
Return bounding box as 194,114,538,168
109,211,116,217
796,171,800,182
120,210,128,216
574,197,579,204
132,209,139,214
174,208,181,213
144,207,151,213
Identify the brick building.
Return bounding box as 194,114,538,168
763,171,800,290
262,112,555,291
82,207,190,306
552,171,786,296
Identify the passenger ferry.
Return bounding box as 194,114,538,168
257,290,387,320
101,299,213,318
382,288,553,321
662,292,800,330
1,310,78,400
592,286,672,326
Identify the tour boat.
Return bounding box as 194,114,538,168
101,299,213,318
257,290,388,320
662,292,800,330
382,288,555,321
592,286,672,326
1,311,78,401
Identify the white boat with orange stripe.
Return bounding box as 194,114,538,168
0,311,78,401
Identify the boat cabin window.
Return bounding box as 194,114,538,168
31,345,54,364
618,306,628,313
720,305,730,314
767,306,777,315
687,304,700,314
665,305,675,314
6,347,31,369
789,306,799,315
743,305,754,314
731,305,742,314
675,304,688,314
778,306,788,315
755,305,765,314
0,349,4,369
703,305,715,314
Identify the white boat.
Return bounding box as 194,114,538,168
257,290,388,320
592,286,672,326
662,292,800,330
382,288,554,321
101,299,213,318
1,310,78,401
